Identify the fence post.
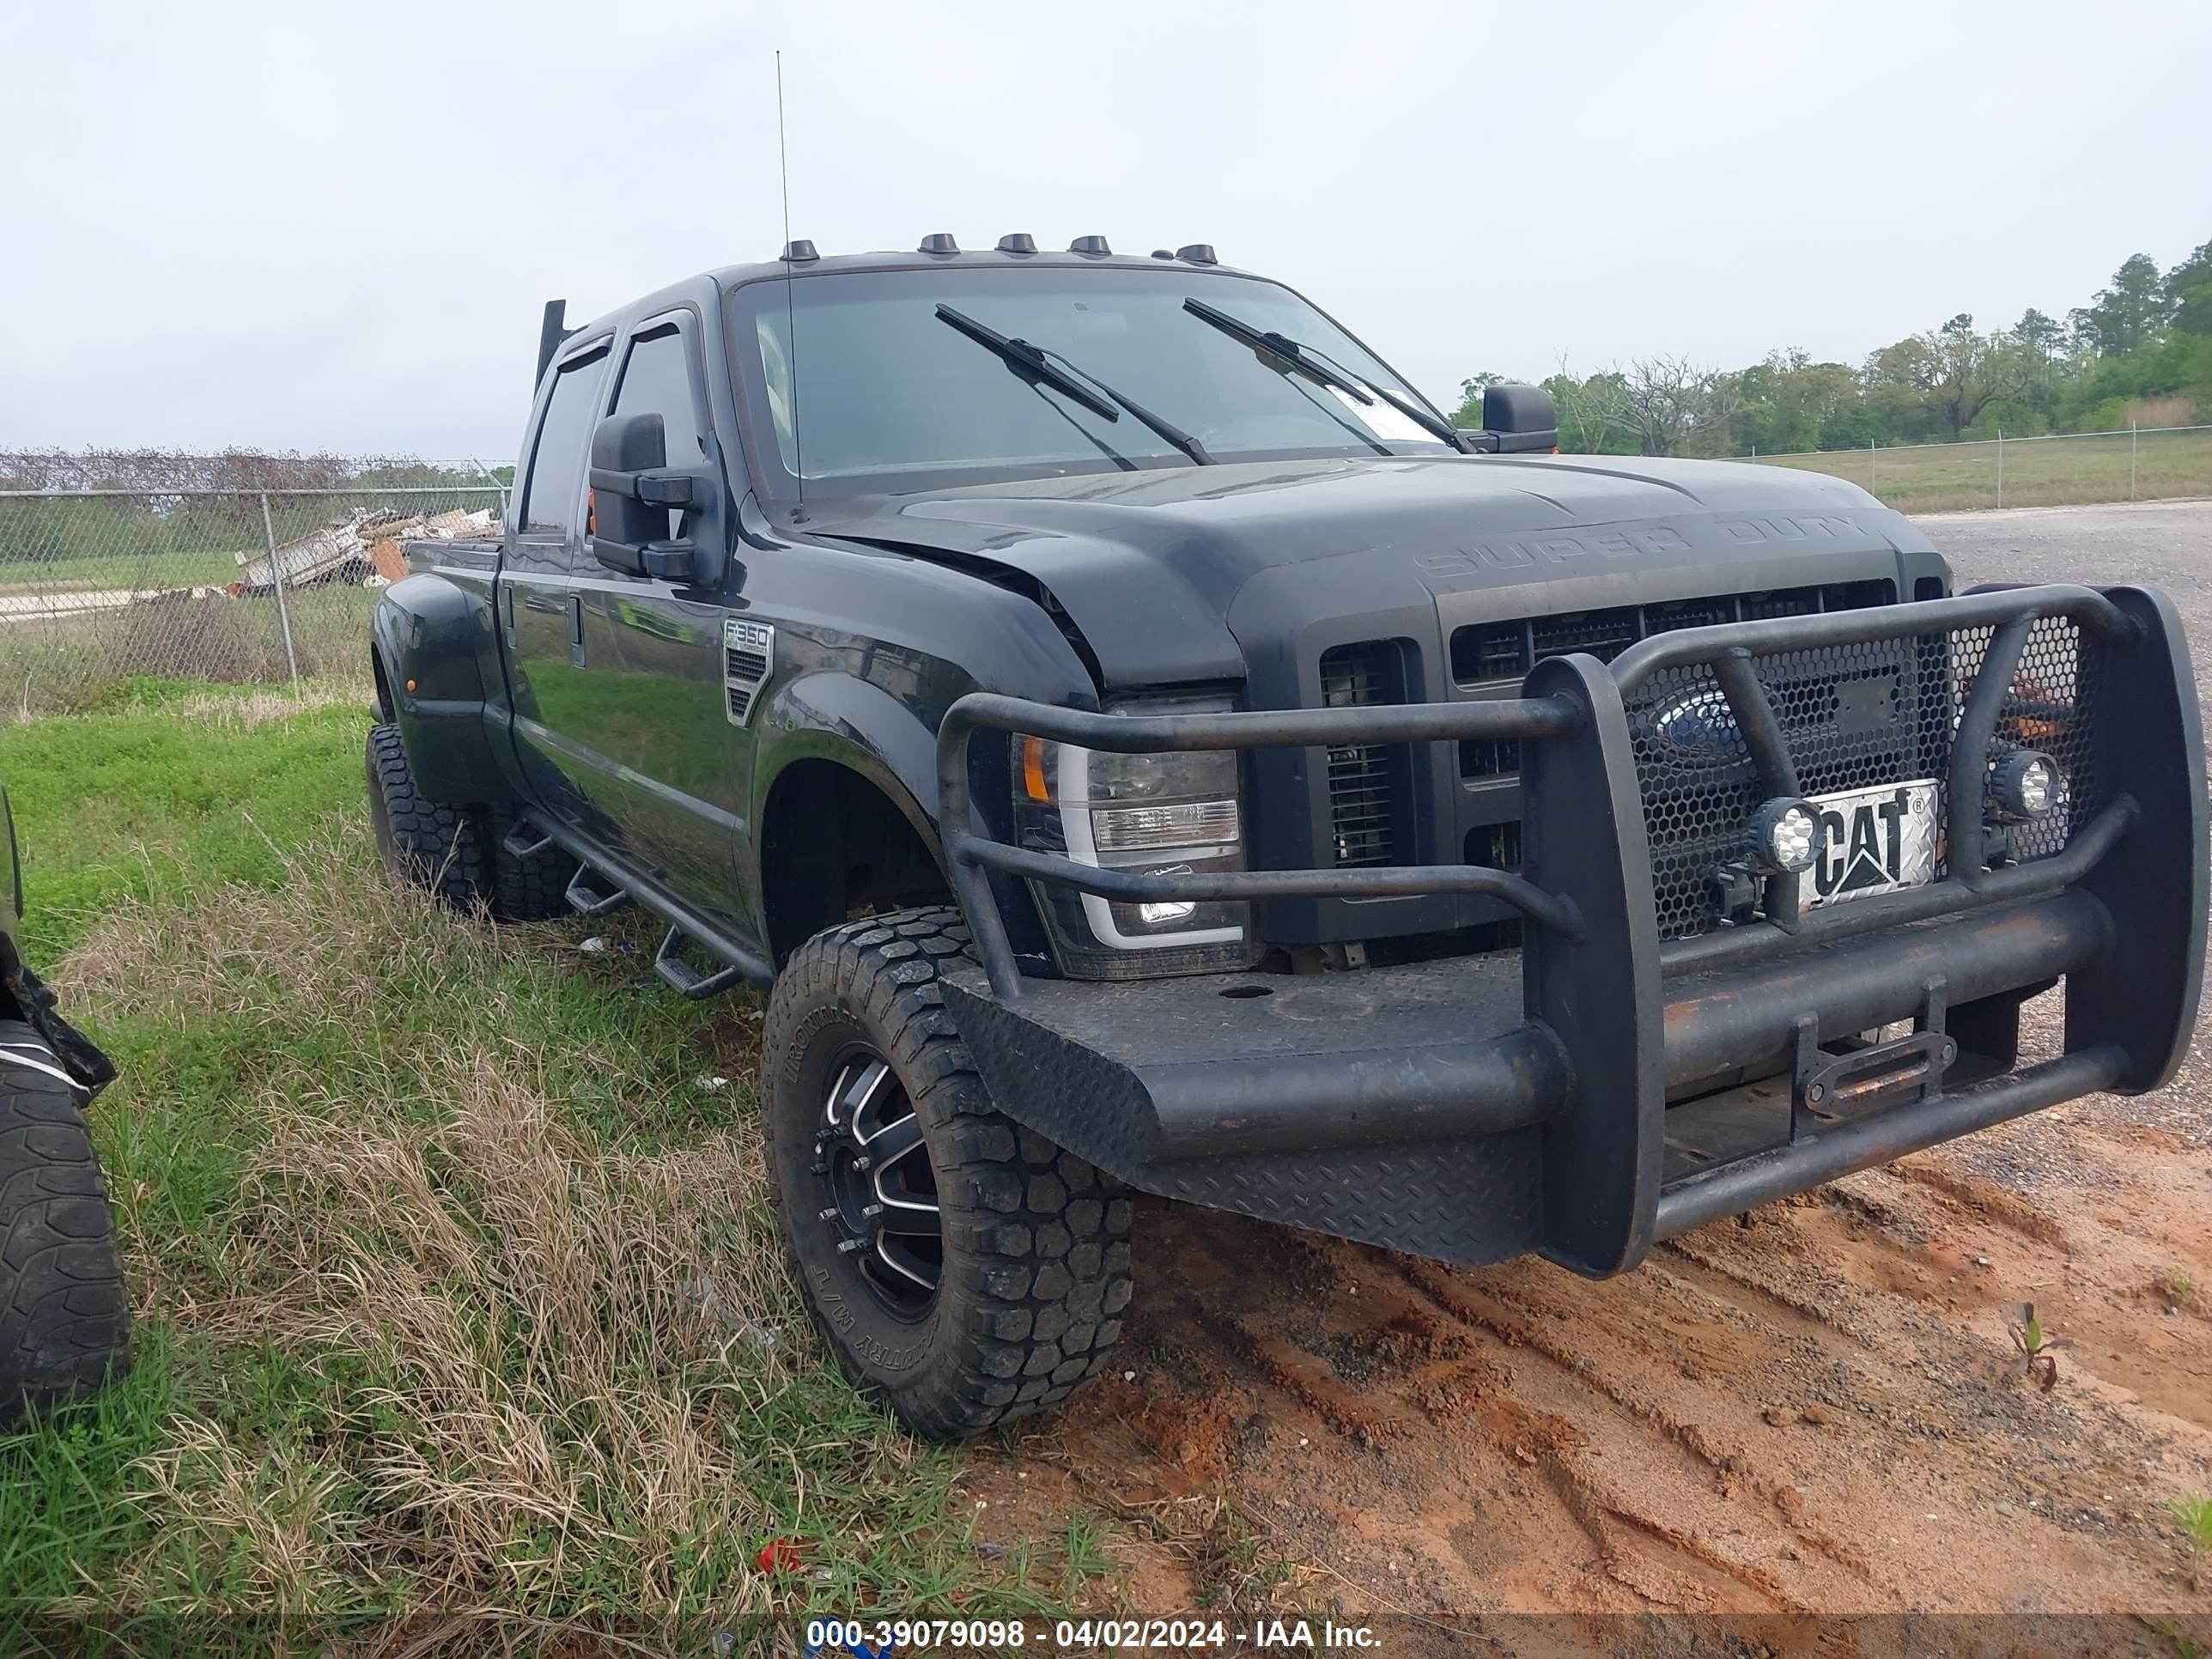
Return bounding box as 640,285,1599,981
1996,429,2002,509
471,456,510,520
2130,420,2138,501
258,491,302,695
1869,439,1877,497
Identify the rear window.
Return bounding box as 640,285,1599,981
520,345,611,537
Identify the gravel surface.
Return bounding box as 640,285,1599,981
1922,501,2212,1159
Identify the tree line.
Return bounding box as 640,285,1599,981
1455,235,2212,457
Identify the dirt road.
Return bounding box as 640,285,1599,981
970,501,2212,1638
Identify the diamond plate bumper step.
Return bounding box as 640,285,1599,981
563,866,630,918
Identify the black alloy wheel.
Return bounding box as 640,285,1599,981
812,1047,942,1319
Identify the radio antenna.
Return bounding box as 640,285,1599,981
775,50,807,520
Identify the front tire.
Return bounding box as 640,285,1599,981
0,1021,130,1425
760,908,1133,1440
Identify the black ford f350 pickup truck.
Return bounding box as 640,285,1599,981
368,235,2206,1440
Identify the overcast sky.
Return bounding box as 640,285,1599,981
5,0,2208,461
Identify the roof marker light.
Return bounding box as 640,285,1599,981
996,233,1037,254
918,233,959,255
1068,235,1112,256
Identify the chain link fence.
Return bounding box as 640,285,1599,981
1745,423,2212,514
0,457,507,721
3,430,2205,721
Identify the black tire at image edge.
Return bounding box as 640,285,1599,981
0,1019,130,1425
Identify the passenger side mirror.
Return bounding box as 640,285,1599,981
588,412,700,580
1481,384,1559,454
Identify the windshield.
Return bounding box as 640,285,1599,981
727,266,1449,496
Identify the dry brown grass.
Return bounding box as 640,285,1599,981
0,586,374,722
167,682,368,731
38,831,979,1645
145,1046,786,1620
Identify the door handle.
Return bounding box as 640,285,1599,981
568,592,586,669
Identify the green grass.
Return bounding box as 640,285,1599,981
0,684,1111,1649
0,679,368,959
1747,427,2212,512
2177,1496,2212,1554
0,550,246,592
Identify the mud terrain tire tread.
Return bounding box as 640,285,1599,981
0,1021,130,1425
366,721,486,908
762,906,1133,1440
484,805,577,922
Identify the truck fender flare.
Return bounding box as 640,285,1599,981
752,672,947,866
371,576,510,805
372,574,485,708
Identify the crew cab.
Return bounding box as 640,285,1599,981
368,234,2206,1440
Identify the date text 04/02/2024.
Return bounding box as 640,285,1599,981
802,1618,1382,1652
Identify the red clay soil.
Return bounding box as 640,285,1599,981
963,993,2212,1653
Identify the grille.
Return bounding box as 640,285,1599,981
1452,580,1898,684
1459,737,1520,779
724,646,769,721
1621,616,2104,939
1466,820,1522,871
1320,641,1404,866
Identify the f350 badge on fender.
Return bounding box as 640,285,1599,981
723,617,775,726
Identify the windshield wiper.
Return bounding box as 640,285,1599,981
934,305,1212,465
1182,297,1464,447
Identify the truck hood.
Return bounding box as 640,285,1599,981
800,453,1941,688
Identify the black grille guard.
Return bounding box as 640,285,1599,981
934,585,2206,1276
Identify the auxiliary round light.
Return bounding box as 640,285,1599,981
1748,796,1821,875
1990,750,2058,821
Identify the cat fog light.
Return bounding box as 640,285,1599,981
1747,797,1821,875
1990,751,2057,822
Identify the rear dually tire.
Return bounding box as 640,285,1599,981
365,724,576,921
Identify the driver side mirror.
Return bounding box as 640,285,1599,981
589,412,700,580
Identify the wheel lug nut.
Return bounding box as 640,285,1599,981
853,1155,872,1171
836,1237,866,1254
861,1203,884,1218
818,1206,840,1222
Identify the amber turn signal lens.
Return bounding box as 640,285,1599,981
1020,736,1049,802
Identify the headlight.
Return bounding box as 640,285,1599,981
1989,750,2058,822
1014,695,1260,980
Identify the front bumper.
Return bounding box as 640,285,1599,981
935,585,2206,1276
